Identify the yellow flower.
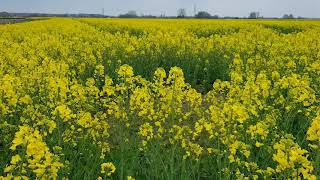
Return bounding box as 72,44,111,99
101,162,116,176
19,95,33,105
255,142,264,148
118,64,134,78
272,135,314,178
10,155,21,165
307,113,320,142
53,104,73,122
6,125,63,178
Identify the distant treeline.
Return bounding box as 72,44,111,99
0,11,315,19
1,12,106,18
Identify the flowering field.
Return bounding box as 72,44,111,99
0,18,319,179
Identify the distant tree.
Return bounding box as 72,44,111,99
0,12,11,17
212,15,219,19
119,10,138,18
283,14,294,19
127,10,138,17
160,13,166,18
177,8,186,18
141,14,157,18
249,11,260,19
195,11,211,18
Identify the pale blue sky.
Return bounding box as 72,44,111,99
0,0,319,18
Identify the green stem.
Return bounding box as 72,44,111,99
316,142,320,177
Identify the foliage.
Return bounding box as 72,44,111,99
249,12,260,19
0,12,11,18
119,11,138,18
195,11,211,18
177,9,187,18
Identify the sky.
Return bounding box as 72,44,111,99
0,0,320,18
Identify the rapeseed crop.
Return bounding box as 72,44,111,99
0,18,319,179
